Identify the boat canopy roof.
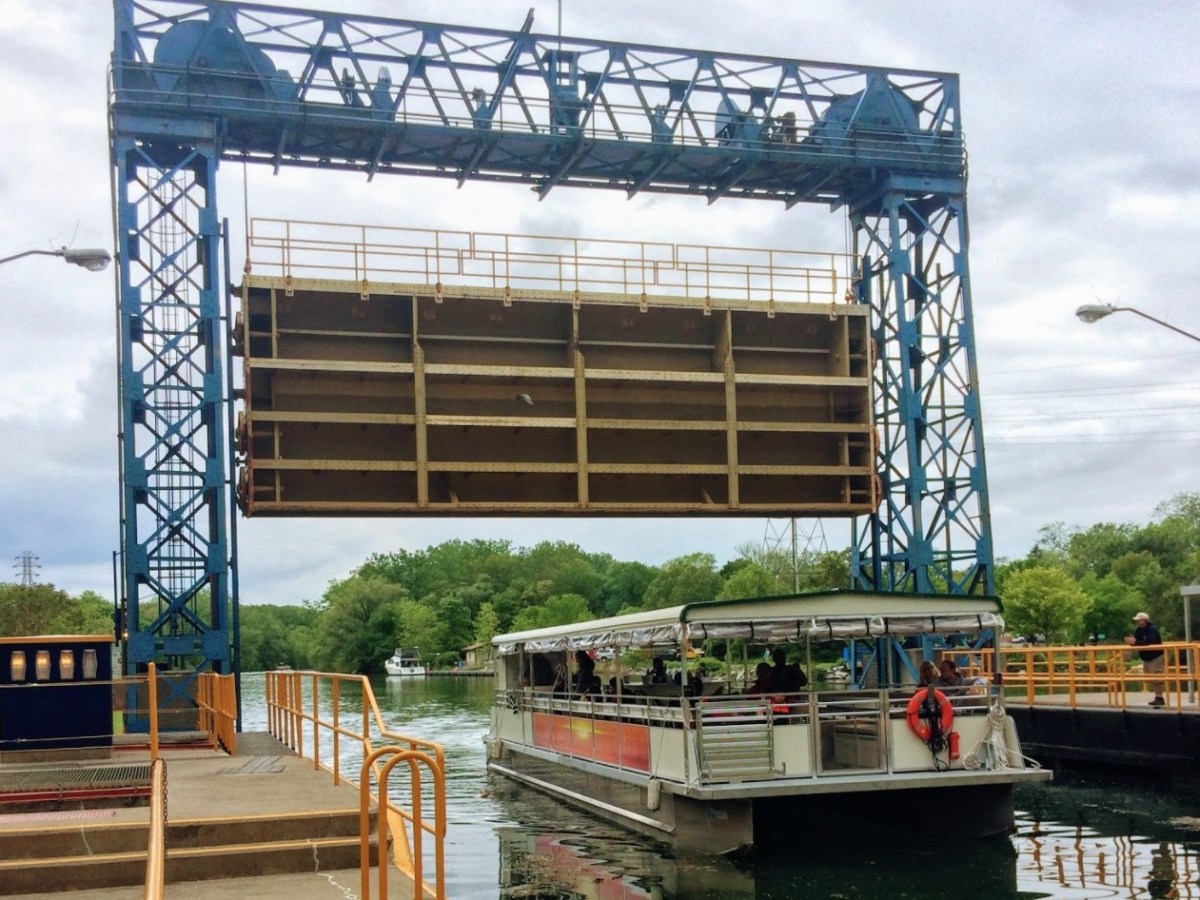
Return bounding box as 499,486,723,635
493,590,1003,656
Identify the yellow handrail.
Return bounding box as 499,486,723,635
939,641,1200,710
265,671,447,900
195,671,238,754
142,757,167,900
246,217,853,308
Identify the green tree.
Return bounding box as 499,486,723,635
0,583,79,637
641,553,722,610
1078,573,1140,644
717,562,777,600
474,601,500,649
511,593,592,632
594,561,655,618
434,594,475,665
311,576,409,673
394,599,440,662
1000,566,1091,644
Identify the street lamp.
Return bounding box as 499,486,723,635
1075,303,1200,344
0,247,112,272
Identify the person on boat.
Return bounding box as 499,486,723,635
936,658,966,689
647,656,669,684
673,667,704,697
770,648,808,693
749,662,773,694
572,649,596,697
525,653,556,688
918,660,940,687
1126,612,1166,707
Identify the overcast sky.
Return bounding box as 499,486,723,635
2,1,1198,606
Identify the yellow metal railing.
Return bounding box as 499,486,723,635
143,757,167,900
196,671,238,755
939,641,1200,710
265,670,447,900
246,217,853,307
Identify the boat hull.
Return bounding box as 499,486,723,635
384,665,426,677
489,741,1039,852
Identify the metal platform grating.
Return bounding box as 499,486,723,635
0,763,151,793
0,809,116,823
235,731,296,758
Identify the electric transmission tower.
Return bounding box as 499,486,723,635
763,519,828,593
13,551,41,587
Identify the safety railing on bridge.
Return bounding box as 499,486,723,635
266,670,447,900
245,217,853,308
940,641,1200,711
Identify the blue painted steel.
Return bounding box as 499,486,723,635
109,0,992,700
849,185,993,594
110,0,964,206
111,104,232,718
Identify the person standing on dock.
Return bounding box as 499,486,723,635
1126,612,1166,707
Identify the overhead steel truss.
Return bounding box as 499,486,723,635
109,0,992,692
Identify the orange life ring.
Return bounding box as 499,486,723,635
906,687,954,742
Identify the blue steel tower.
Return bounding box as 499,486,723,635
110,0,993,691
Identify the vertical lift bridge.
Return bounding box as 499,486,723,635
110,0,993,697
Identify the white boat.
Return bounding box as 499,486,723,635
384,647,426,677
487,590,1051,854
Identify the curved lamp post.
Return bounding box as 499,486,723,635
1075,303,1200,344
0,247,112,272
1079,302,1200,699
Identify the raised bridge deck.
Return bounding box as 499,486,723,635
234,219,877,518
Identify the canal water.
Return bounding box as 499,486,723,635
241,673,1200,899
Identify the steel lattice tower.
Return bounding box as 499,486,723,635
110,0,994,705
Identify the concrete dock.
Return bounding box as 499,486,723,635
0,734,424,898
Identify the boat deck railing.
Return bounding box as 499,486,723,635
501,682,1004,786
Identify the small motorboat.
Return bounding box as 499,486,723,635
384,647,426,677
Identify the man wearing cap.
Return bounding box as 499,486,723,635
1125,612,1165,707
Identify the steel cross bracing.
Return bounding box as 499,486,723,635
109,0,992,692
111,129,233,714
111,0,963,204
851,192,992,595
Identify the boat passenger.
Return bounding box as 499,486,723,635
673,667,705,697
770,648,808,692
526,653,556,688
572,649,596,697
647,656,669,684
936,659,966,689
918,660,939,687
748,662,773,694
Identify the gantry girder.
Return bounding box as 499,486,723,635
112,1,963,205
109,0,992,701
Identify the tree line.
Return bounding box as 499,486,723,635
4,492,1198,673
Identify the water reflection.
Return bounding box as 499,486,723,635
239,674,1200,899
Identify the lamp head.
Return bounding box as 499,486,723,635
60,248,112,272
1075,303,1115,324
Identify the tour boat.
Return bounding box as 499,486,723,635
384,647,426,677
487,590,1051,854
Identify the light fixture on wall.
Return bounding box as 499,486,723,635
35,650,51,681
10,651,27,682
59,650,76,680
82,649,99,680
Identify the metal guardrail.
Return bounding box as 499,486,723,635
245,217,854,307
143,757,167,900
265,670,447,900
942,641,1200,710
195,671,238,755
